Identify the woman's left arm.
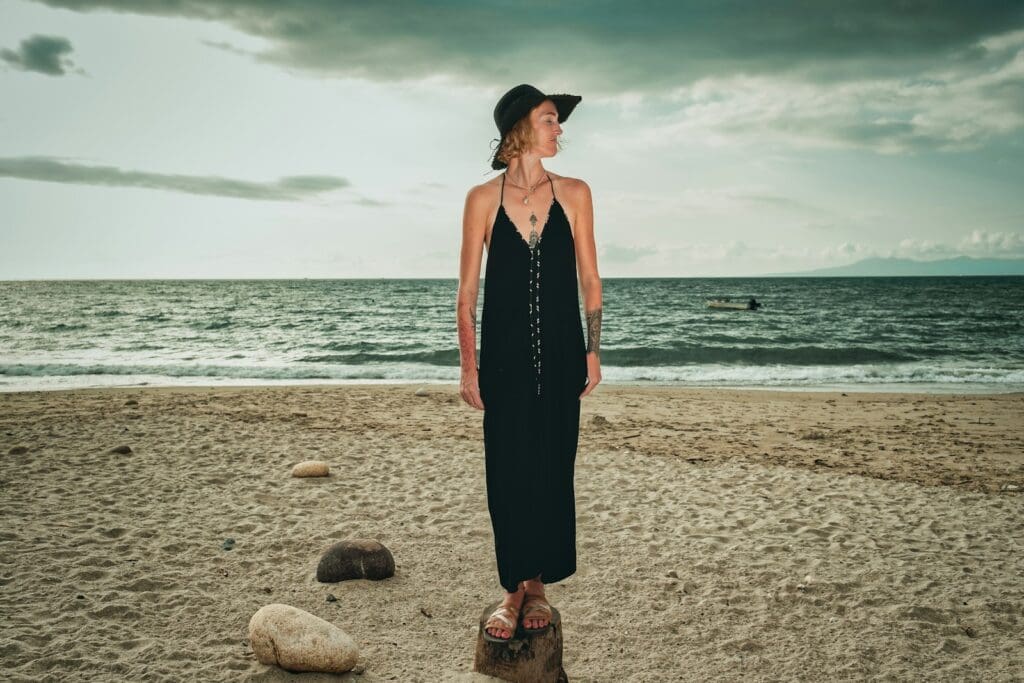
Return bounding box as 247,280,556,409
573,179,602,397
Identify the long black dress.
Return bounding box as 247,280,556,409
478,172,589,593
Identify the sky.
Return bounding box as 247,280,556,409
1,0,1023,279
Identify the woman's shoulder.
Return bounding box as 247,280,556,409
465,174,503,201
548,172,592,208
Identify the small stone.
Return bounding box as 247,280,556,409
248,603,358,673
222,538,236,551
291,461,329,477
414,387,429,397
8,446,28,455
124,400,139,406
1002,484,1019,491
316,539,395,582
666,570,679,579
108,445,132,455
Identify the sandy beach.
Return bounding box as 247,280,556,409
1,384,1022,681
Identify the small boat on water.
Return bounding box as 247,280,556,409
707,298,763,311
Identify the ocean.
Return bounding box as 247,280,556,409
1,277,1022,393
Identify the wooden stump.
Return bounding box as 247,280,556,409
473,600,568,682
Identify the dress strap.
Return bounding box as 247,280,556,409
547,173,556,201
500,173,505,204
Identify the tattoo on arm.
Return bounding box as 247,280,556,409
585,307,602,356
457,301,479,370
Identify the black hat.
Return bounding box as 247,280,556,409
489,84,582,170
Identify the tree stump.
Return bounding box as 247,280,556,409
473,600,568,682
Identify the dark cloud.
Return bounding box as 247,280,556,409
0,156,350,200
29,1,1024,91
0,34,77,75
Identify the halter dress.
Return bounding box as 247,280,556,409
478,172,589,593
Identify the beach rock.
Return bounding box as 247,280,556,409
590,415,610,429
414,386,429,396
124,399,139,406
248,603,358,674
8,446,29,455
108,445,133,455
316,539,395,582
291,460,329,477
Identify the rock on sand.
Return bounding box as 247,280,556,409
291,460,330,477
248,603,358,674
316,539,395,582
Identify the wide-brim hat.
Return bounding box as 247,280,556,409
489,83,582,170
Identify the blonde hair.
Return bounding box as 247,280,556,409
496,105,564,167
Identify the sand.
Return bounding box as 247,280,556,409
1,384,1022,681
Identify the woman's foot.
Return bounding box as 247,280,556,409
484,585,525,641
522,578,551,631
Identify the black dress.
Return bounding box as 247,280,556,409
478,172,588,593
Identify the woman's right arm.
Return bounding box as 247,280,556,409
457,185,486,410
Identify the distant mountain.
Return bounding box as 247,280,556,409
768,256,1024,277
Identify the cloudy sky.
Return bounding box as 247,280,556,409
2,1,1023,279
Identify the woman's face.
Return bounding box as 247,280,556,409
530,100,563,157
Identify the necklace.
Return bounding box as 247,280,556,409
504,173,546,205
504,172,548,248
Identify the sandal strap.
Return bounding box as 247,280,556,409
485,605,519,630
522,595,552,617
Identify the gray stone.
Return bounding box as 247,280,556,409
316,539,395,582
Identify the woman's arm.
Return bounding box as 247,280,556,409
457,185,487,410
572,179,603,396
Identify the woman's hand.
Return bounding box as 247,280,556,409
579,351,601,398
460,368,485,410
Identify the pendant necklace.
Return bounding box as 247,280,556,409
504,173,546,249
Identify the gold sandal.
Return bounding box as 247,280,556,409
521,593,553,634
483,602,522,642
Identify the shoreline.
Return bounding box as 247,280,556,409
3,378,1024,396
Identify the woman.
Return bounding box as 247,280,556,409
456,83,603,642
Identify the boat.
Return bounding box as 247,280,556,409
706,298,762,310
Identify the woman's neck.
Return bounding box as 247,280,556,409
505,157,546,188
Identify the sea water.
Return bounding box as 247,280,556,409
1,276,1021,393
